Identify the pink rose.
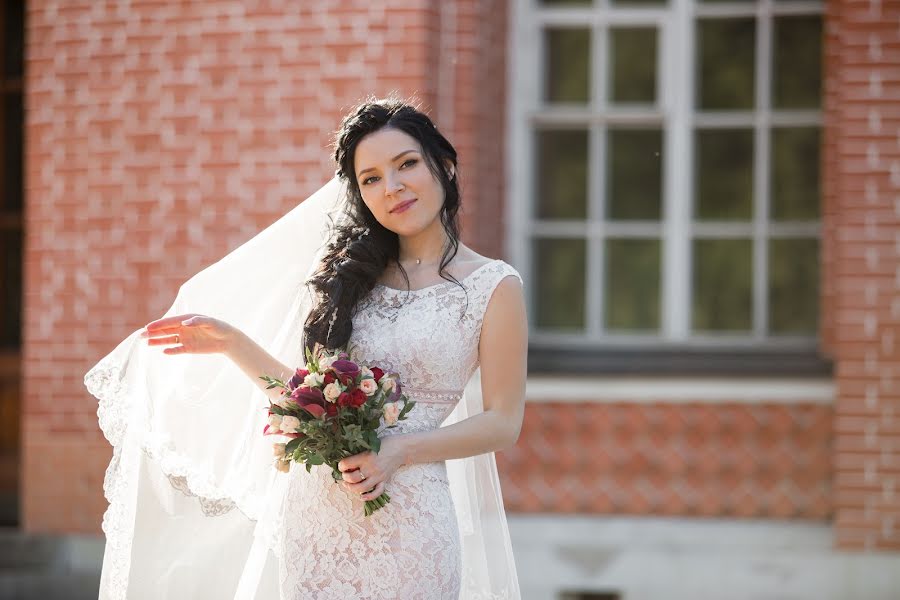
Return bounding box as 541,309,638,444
383,402,401,426
359,378,378,396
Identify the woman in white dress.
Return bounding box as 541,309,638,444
89,97,526,599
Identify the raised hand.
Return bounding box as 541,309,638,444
139,314,236,355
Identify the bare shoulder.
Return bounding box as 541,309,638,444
453,245,497,273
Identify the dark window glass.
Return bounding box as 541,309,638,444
545,28,591,104
536,129,589,220
534,237,587,331
607,128,663,220
696,18,756,110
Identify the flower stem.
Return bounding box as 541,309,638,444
364,492,391,517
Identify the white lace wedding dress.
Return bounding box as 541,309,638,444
85,175,522,599
275,258,522,599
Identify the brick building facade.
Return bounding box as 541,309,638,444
12,0,900,597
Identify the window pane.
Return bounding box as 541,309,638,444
610,28,657,104
771,127,820,221
4,1,24,78
696,18,756,110
534,238,587,331
693,239,753,332
695,129,753,221
544,28,591,104
0,228,21,348
606,239,660,331
536,129,589,220
607,128,663,220
769,238,818,334
773,15,822,109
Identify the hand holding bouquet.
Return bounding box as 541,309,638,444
260,343,415,516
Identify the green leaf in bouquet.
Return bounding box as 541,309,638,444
307,454,324,466
342,424,365,448
367,430,382,454
285,436,303,455
305,462,312,473
307,346,321,374
398,399,416,420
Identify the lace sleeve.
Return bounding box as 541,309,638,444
472,261,524,344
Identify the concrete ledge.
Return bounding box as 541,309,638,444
508,515,900,600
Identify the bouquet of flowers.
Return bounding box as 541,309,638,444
259,343,415,516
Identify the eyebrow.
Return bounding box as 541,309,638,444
356,150,419,178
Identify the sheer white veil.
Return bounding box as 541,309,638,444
84,176,520,599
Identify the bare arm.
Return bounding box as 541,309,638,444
393,275,528,464
224,329,296,404
143,313,302,405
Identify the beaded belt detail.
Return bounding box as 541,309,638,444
402,387,464,404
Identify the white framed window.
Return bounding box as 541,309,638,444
507,0,826,371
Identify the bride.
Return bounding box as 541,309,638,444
85,97,527,599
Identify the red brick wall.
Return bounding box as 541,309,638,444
28,0,894,555
23,0,507,534
824,0,900,551
498,403,832,518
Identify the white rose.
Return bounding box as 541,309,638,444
323,382,342,402
273,443,286,458
380,377,396,393
383,402,401,426
280,415,301,433
361,366,373,378
304,372,325,388
359,378,378,396
319,354,336,369
268,414,283,430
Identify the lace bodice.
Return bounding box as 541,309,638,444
348,259,523,433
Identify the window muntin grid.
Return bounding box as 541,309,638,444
509,0,823,349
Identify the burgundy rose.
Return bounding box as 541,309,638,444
370,367,384,383
323,372,337,385
349,388,367,408
337,391,353,408
325,403,338,417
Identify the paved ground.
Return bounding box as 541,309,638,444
0,529,103,600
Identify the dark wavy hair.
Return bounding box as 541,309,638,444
302,97,466,355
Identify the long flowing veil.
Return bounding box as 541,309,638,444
84,176,520,599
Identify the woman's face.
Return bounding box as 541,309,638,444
353,127,449,236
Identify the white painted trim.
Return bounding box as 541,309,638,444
524,375,834,403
